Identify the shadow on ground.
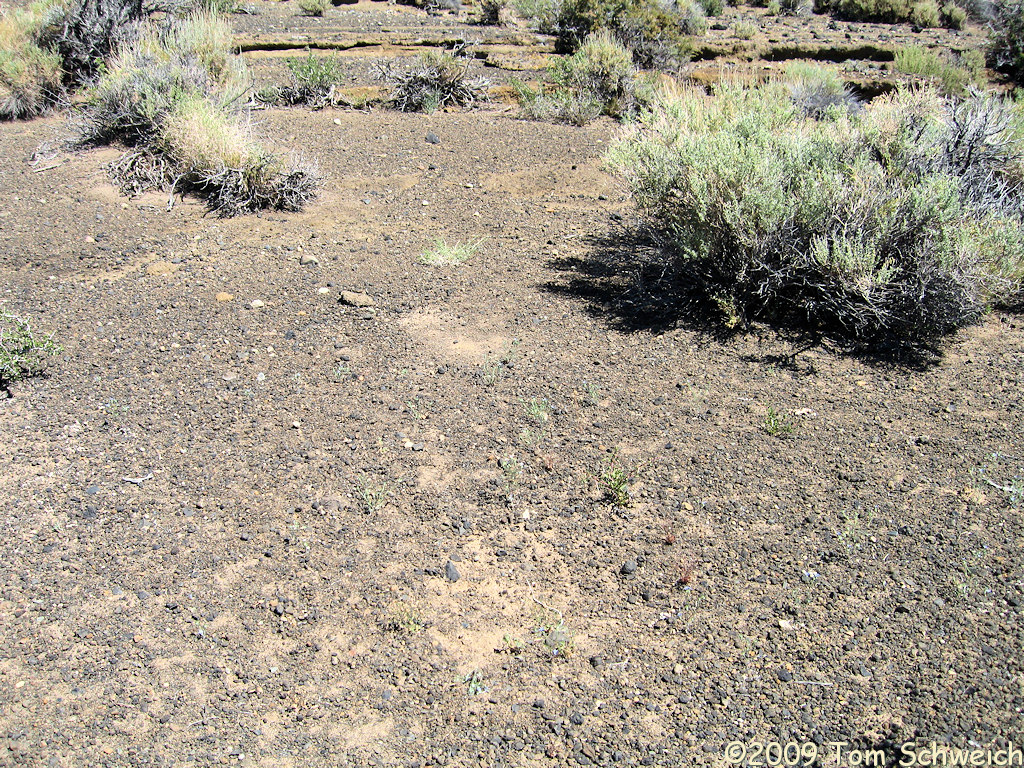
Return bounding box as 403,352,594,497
542,224,944,371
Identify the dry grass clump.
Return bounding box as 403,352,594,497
606,82,1024,347
73,12,318,216
378,51,488,112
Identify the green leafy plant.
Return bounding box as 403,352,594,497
386,601,426,634
0,310,62,388
329,361,351,382
762,406,795,437
593,448,640,506
977,453,1024,506
419,237,484,266
463,669,486,696
499,454,523,505
531,599,574,658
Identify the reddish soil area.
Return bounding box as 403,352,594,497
0,2,1021,766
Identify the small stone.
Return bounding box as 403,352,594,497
250,299,265,309
215,292,234,302
620,559,638,576
777,668,793,682
425,131,440,144
445,560,460,582
291,421,301,429
340,291,374,308
299,254,320,266
318,287,331,295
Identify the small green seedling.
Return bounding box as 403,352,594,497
763,406,795,437
357,478,390,514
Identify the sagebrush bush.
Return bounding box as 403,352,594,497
379,51,487,112
777,0,812,14
0,3,65,119
38,0,148,87
74,12,318,215
0,310,61,388
517,30,655,123
297,0,328,15
551,0,702,67
606,83,1024,346
990,0,1024,83
476,0,507,22
271,53,345,107
815,0,946,26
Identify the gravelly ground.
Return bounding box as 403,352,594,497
0,2,1021,766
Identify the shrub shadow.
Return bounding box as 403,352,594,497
542,224,944,371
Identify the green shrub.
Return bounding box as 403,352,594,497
941,1,967,26
0,3,65,119
511,0,562,31
297,0,329,15
894,45,981,95
732,18,758,38
816,0,943,25
476,0,507,23
990,0,1024,84
697,0,723,14
516,31,655,124
277,53,344,107
605,84,1024,346
777,0,812,14
0,310,61,389
611,0,701,68
766,0,781,12
378,51,487,112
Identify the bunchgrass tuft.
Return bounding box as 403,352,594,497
419,237,484,266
